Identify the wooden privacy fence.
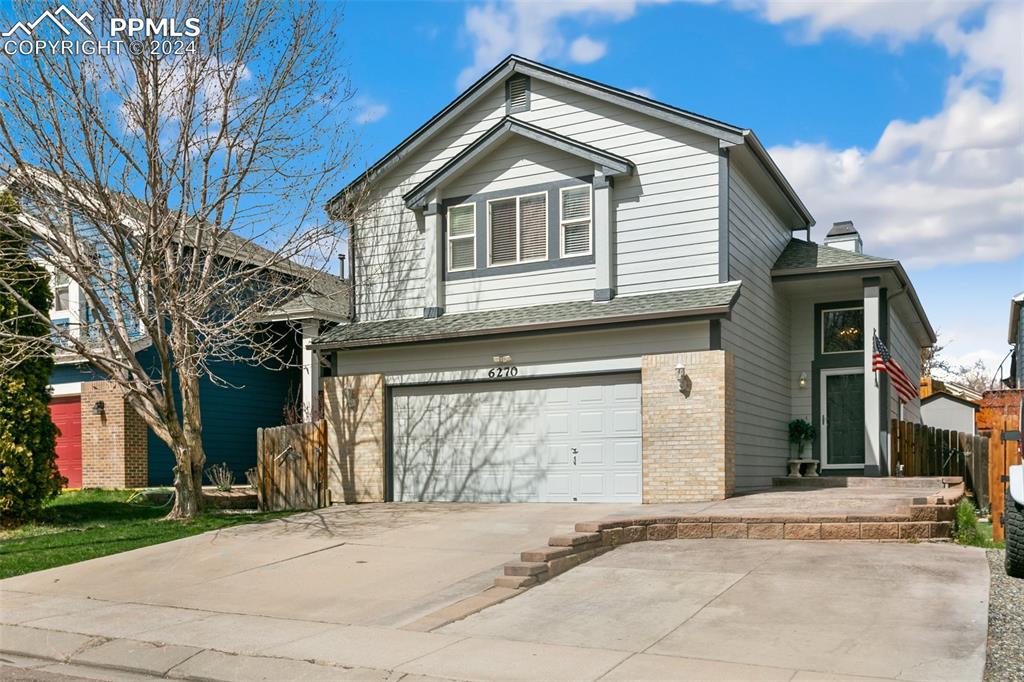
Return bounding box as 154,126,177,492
889,419,989,510
256,420,328,511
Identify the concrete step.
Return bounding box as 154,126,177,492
548,532,600,547
504,561,548,577
494,575,536,589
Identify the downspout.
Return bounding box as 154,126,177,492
347,220,357,323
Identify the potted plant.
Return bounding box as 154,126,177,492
788,419,816,457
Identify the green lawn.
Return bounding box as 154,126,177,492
0,489,291,579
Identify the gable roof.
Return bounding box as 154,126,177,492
313,281,740,350
772,239,893,272
404,117,634,209
772,239,936,346
329,55,812,228
921,392,980,410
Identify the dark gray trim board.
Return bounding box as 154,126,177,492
709,319,721,350
441,176,596,282
404,117,633,210
593,288,615,302
423,307,444,319
384,384,395,503
718,146,730,282
878,286,890,476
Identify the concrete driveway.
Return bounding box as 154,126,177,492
0,503,991,681
0,503,631,628
439,539,990,682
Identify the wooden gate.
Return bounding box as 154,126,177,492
256,420,328,511
889,419,989,509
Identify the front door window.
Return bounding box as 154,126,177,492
822,371,865,467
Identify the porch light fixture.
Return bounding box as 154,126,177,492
799,372,808,388
91,400,105,416
675,363,687,393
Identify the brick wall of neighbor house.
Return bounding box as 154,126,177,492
323,374,386,503
641,350,735,502
81,380,148,487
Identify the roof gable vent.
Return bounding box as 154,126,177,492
506,75,530,114
824,220,863,254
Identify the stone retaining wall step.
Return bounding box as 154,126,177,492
495,502,958,591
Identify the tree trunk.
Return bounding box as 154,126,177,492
167,439,206,519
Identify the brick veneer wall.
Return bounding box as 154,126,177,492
641,350,735,502
81,380,148,488
323,374,385,503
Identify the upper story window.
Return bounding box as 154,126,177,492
52,272,70,312
487,192,547,266
560,185,592,257
447,204,476,272
822,307,863,354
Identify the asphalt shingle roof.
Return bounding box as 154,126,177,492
315,282,741,349
772,239,893,272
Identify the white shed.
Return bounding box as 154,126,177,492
920,392,978,435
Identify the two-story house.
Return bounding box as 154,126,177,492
313,56,935,505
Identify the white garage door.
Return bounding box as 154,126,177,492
391,373,642,503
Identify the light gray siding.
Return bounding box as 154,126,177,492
920,397,975,434
352,78,721,321
722,165,793,491
888,307,923,424
334,321,712,383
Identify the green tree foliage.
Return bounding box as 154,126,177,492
0,191,63,523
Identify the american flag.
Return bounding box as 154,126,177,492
872,333,918,403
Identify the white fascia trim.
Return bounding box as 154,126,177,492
50,382,82,397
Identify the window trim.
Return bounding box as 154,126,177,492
446,203,476,273
820,305,865,355
558,184,593,258
51,272,71,313
486,191,549,268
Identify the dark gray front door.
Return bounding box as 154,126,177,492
823,371,865,467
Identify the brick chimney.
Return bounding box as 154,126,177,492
824,220,863,254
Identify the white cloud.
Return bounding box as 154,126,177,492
734,0,987,45
629,86,653,98
569,35,607,63
354,97,389,125
457,1,661,89
759,2,1024,270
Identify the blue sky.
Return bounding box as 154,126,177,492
341,0,1024,381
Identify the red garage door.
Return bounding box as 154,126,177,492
50,396,82,488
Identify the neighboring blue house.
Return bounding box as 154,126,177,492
36,211,348,489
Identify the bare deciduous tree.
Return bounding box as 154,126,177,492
0,0,353,518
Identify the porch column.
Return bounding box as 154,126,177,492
301,319,321,421
863,278,881,476
423,193,444,318
593,170,616,301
